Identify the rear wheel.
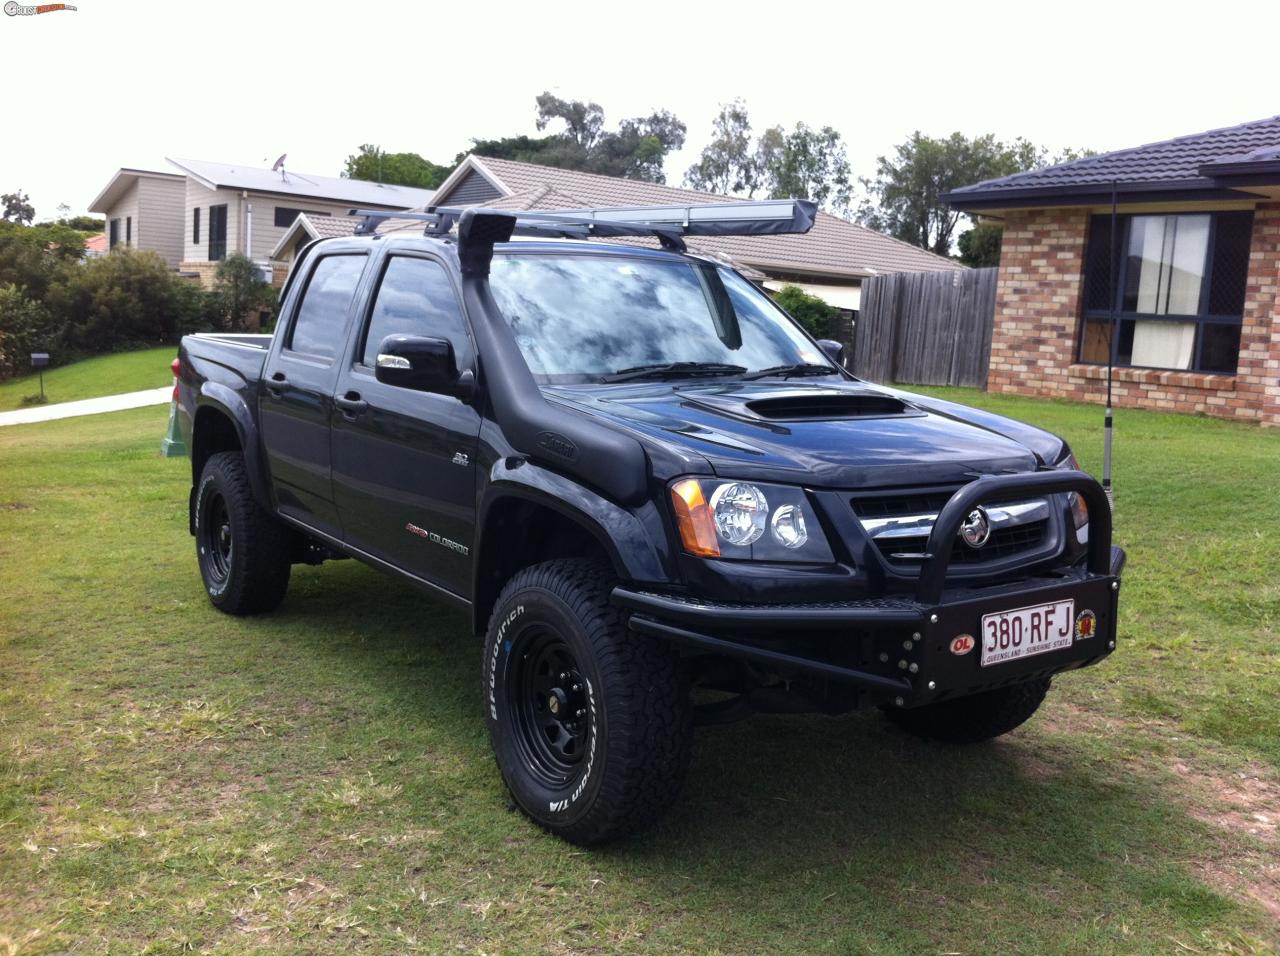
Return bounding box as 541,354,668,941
195,451,292,615
883,678,1051,744
483,559,692,845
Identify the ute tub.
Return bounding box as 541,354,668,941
613,472,1124,708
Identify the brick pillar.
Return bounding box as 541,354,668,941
1237,202,1280,427
986,209,1089,400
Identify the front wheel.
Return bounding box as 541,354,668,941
882,678,1052,744
194,451,292,615
483,559,692,845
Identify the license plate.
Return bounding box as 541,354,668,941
980,599,1075,667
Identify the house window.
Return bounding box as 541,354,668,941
208,204,228,261
193,208,201,245
1079,211,1252,373
126,217,132,246
109,219,120,249
274,206,332,228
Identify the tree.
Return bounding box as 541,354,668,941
35,214,105,232
469,93,687,183
2,191,35,225
683,99,758,196
535,92,606,149
759,123,853,216
683,104,853,214
771,284,841,338
343,145,452,190
859,132,1094,256
957,221,1004,267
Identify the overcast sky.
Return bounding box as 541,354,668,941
4,0,1275,220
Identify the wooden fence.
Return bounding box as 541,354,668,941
850,267,997,388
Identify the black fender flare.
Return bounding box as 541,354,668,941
475,459,667,592
192,382,273,510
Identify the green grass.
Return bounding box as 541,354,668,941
1,399,1277,954
0,347,175,411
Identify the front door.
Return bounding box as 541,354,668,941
330,253,481,598
260,252,369,538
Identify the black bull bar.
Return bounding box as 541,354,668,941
613,471,1124,707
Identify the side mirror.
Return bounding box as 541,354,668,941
374,334,474,401
817,339,845,366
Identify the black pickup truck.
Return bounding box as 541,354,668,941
175,201,1124,845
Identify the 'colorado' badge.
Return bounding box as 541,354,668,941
1075,609,1097,639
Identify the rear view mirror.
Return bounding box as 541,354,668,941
374,334,474,400
817,339,845,366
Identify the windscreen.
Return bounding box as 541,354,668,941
487,253,828,382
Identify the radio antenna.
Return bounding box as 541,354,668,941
1103,180,1117,512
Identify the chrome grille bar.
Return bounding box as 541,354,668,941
859,499,1051,541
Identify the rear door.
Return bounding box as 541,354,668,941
330,252,481,597
260,252,369,537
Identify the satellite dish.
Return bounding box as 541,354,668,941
272,153,287,173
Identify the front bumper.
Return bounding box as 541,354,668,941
613,471,1124,709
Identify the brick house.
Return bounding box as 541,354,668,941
945,116,1280,426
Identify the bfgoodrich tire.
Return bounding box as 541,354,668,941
883,678,1052,744
194,451,292,615
483,559,692,845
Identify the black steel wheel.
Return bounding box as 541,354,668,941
509,629,591,787
483,559,692,845
194,451,292,615
199,489,234,588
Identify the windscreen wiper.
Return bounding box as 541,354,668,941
601,361,748,383
741,363,841,380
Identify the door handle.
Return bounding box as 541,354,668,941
266,371,290,397
334,392,368,417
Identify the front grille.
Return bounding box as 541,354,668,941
851,484,1056,571
876,520,1049,566
852,491,954,520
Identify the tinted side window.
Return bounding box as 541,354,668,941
361,257,470,368
288,255,366,361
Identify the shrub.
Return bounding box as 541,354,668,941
771,284,841,338
0,283,59,379
55,248,205,353
208,253,276,332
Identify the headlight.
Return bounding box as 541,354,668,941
1055,451,1090,540
770,505,809,549
709,482,768,546
670,478,833,562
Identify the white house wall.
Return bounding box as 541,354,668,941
137,177,185,268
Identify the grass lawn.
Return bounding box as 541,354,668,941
0,396,1277,954
0,347,175,411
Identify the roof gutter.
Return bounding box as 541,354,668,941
944,179,1255,212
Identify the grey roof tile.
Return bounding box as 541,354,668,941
946,115,1280,203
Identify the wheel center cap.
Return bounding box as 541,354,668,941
547,688,569,716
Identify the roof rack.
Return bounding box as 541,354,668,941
346,199,817,274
